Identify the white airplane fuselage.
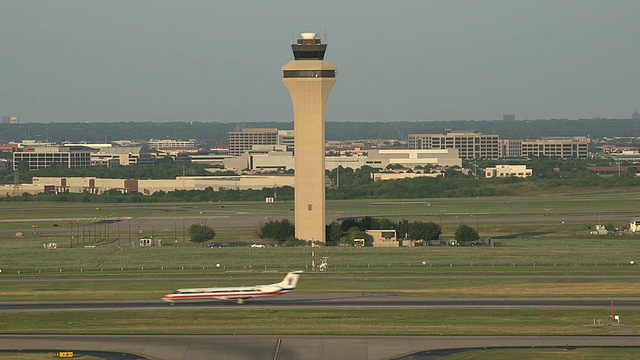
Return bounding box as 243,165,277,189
162,271,302,304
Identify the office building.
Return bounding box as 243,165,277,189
408,131,500,159
13,146,92,170
499,139,524,158
521,137,590,159
278,130,295,151
147,139,196,149
228,128,278,156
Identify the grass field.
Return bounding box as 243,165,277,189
1,236,639,276
1,193,640,343
0,309,632,335
2,276,640,301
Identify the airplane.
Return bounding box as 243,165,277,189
161,271,302,304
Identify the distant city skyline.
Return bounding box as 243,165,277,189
1,0,639,123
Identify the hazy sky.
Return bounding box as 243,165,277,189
1,0,639,123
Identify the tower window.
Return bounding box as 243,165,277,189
283,70,335,78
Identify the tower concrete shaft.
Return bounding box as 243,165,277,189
282,33,336,243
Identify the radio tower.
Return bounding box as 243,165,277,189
282,32,336,243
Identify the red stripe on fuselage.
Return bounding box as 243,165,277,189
162,290,288,301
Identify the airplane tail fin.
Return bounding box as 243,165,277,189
275,271,302,289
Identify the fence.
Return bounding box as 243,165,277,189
2,260,639,276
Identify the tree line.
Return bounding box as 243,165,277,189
257,216,480,246
2,118,640,145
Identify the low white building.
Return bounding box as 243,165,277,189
365,149,461,169
365,230,398,247
147,139,196,149
31,175,295,195
224,150,295,171
326,156,367,170
90,146,154,167
484,165,532,178
371,172,440,181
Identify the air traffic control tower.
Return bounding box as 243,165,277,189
282,33,336,243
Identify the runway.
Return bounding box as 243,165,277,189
1,292,640,312
2,293,639,358
2,334,640,360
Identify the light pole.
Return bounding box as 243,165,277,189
91,217,96,244
610,298,616,325
80,218,86,245
474,158,477,179
106,212,115,242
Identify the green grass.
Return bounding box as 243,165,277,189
0,309,632,335
1,195,637,239
2,194,640,338
2,238,640,275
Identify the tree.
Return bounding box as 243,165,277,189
454,224,479,243
326,222,343,244
340,226,372,246
259,219,294,243
188,223,216,244
408,221,441,241
395,219,410,239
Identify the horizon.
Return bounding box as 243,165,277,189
3,117,639,125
